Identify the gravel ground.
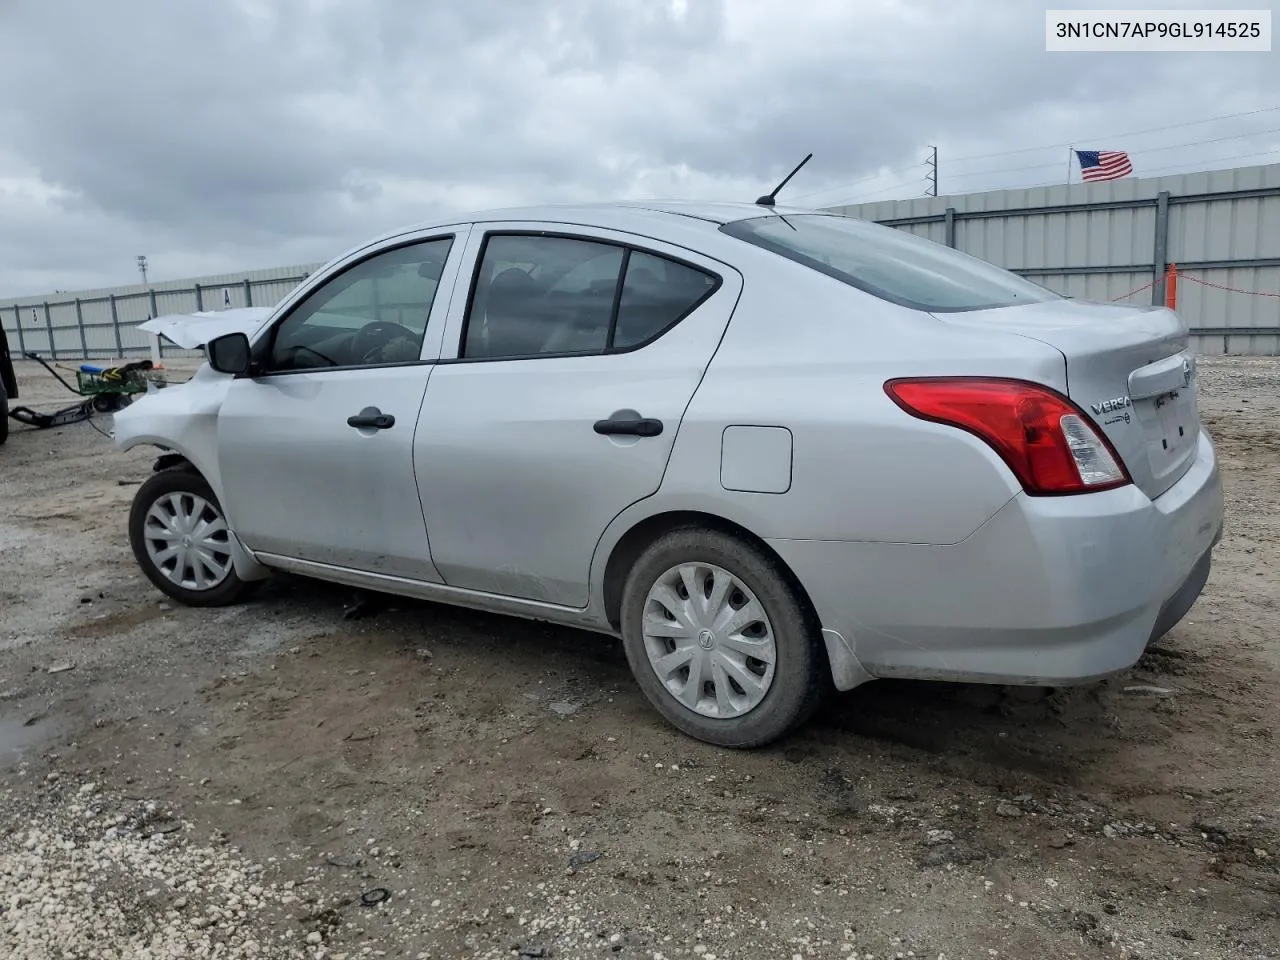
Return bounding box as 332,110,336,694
1,355,1278,960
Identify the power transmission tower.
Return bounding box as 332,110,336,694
137,255,149,286
924,146,938,197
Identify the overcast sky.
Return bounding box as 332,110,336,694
1,0,1278,297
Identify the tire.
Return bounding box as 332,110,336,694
128,468,257,607
619,527,827,748
0,379,8,446
93,393,131,413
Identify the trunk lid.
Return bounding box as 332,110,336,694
935,299,1199,500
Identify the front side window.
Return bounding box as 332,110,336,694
266,236,453,372
462,234,720,360
720,214,1059,313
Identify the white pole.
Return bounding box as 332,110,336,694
1066,146,1074,185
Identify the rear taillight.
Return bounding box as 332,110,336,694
884,377,1130,496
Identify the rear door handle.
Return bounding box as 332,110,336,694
593,416,663,438
347,406,395,430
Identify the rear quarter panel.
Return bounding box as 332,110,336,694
643,251,1072,546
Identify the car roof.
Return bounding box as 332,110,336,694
327,199,847,275
384,199,835,237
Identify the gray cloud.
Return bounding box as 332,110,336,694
1,0,1277,295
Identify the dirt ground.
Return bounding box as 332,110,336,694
1,354,1278,960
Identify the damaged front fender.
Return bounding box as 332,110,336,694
114,364,271,583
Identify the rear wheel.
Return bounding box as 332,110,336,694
619,527,826,748
128,468,256,607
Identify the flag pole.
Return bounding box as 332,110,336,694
1066,146,1073,185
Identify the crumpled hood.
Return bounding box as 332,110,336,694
138,307,273,349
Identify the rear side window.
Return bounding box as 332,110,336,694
720,214,1059,313
613,251,719,350
462,234,720,360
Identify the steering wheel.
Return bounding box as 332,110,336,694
350,320,419,364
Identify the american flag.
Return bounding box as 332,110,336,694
1075,150,1133,182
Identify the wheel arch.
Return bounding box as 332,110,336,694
600,509,816,631
596,507,872,692
118,432,223,498
125,440,271,583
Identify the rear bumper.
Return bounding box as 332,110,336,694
770,428,1224,689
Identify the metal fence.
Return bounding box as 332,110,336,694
830,162,1280,356
0,268,316,361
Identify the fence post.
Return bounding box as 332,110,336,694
74,298,88,358
944,207,957,248
109,294,124,356
12,304,25,354
243,278,253,306
42,302,54,359
194,283,203,311
1152,190,1171,306
147,288,162,363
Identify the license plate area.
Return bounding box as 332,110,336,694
1135,383,1198,482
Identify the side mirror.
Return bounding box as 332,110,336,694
206,332,252,376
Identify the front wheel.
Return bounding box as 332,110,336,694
619,528,827,748
128,468,256,607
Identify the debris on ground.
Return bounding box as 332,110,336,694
0,782,299,959
1123,684,1177,696
341,591,381,621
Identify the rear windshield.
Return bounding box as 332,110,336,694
719,214,1060,312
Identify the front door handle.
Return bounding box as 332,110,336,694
593,415,663,438
347,406,395,430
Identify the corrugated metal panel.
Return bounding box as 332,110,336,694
954,205,1156,270
1170,193,1280,260
1,264,318,359
832,163,1280,224
1020,270,1155,305
153,290,193,317
1173,265,1280,330
48,302,78,329
0,263,320,308
899,222,947,245
825,161,1280,355
251,278,309,307
112,293,154,330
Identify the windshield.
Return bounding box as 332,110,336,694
720,214,1060,313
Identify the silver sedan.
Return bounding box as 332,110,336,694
115,201,1224,747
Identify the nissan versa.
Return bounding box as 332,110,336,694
113,201,1224,748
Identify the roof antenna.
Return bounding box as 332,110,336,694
756,152,813,207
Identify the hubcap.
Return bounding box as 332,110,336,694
143,492,233,592
641,562,777,719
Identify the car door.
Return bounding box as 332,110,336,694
414,223,743,607
216,229,469,580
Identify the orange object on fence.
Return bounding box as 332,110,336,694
1165,262,1178,310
